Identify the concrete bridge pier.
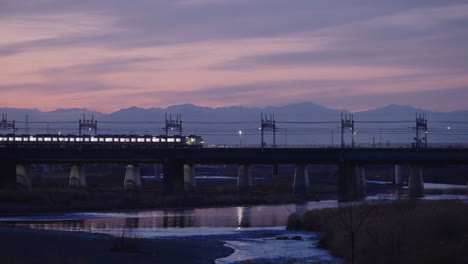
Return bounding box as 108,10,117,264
154,164,162,179
408,165,424,197
69,164,86,188
272,164,279,178
237,164,252,192
394,164,403,185
16,164,32,190
338,163,367,202
163,160,185,192
184,164,196,192
124,164,142,191
0,161,17,189
356,165,367,198
293,164,309,196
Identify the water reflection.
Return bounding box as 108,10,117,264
163,210,194,228
125,217,140,229
11,195,465,234
237,207,251,228
5,201,339,233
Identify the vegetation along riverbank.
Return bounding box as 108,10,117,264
287,199,468,264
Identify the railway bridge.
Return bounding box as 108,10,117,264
1,144,468,201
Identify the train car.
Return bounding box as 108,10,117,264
0,134,204,148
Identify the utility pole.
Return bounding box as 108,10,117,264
79,114,98,136
341,113,355,148
1,114,16,133
165,113,182,136
260,113,277,148
331,129,334,145
379,128,382,146
25,114,30,134
414,113,428,148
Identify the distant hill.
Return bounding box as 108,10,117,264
1,103,467,144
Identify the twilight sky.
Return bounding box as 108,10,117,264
1,0,468,113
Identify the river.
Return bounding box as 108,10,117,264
0,182,466,263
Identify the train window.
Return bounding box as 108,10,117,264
114,138,119,142
23,137,29,141
44,137,51,142
58,137,66,142
52,138,58,142
120,138,128,142
176,138,181,142
29,137,37,142
131,138,136,142
84,138,90,142
76,138,83,142
146,138,151,142
37,137,43,142
190,138,196,143
167,138,175,142
0,137,4,141
152,137,160,142
160,138,166,142
137,138,145,142
8,137,14,141
69,138,75,142
98,138,105,142
91,137,98,142
15,137,22,141
105,138,113,142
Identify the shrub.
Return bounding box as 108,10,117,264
287,200,468,264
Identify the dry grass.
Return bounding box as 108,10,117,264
287,200,468,264
239,259,338,264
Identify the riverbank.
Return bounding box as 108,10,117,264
0,227,233,264
287,199,468,264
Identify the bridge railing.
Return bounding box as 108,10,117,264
204,143,468,149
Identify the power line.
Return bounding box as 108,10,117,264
276,121,340,124
100,121,165,124
430,121,468,124
15,121,76,124
354,121,413,123
184,121,258,124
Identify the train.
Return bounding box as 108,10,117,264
0,134,204,147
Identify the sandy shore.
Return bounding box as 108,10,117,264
0,227,233,264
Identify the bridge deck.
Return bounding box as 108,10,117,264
1,144,468,164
